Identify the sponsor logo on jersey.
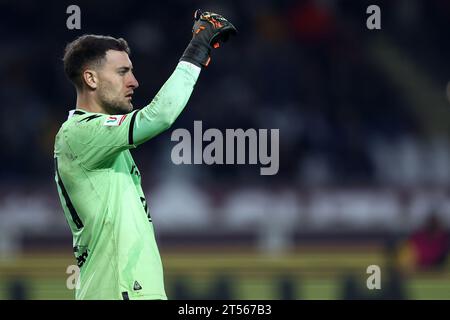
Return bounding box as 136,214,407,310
104,114,127,126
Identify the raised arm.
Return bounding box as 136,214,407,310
131,9,237,146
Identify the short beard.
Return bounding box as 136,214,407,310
97,90,132,115
102,99,131,115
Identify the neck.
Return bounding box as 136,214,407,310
76,89,106,114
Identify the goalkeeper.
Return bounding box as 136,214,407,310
54,10,236,300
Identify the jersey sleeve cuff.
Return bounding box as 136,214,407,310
177,61,202,77
128,110,139,146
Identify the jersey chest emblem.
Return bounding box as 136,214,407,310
104,114,127,126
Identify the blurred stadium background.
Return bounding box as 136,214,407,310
0,0,449,299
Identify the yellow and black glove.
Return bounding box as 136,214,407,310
180,9,237,68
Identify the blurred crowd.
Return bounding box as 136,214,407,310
0,1,449,301
0,0,448,185
0,0,449,253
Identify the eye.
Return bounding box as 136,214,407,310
118,68,130,76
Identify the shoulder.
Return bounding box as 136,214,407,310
66,111,135,146
63,113,109,139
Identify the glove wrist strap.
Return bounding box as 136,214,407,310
180,40,212,68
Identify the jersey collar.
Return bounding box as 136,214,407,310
68,109,87,119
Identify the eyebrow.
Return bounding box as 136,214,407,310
117,66,133,72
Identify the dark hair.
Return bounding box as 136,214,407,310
63,34,130,89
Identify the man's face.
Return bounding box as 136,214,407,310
95,50,139,114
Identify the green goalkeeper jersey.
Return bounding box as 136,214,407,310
54,61,200,300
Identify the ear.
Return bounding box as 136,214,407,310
82,69,98,90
